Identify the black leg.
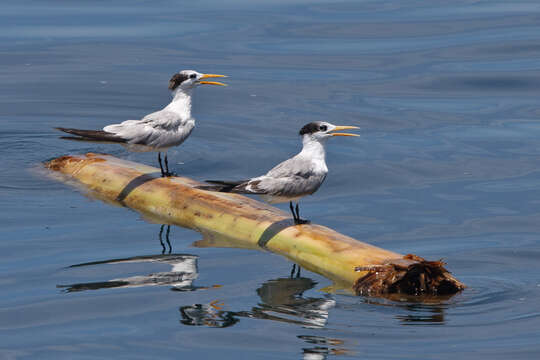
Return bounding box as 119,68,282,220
293,202,310,225
159,224,166,254
290,263,296,278
165,224,172,254
164,154,170,176
296,265,301,278
158,152,165,177
163,154,176,177
289,201,297,222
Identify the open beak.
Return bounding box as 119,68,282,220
199,74,227,86
330,125,360,137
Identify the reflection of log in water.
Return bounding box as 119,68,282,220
396,303,446,324
58,254,206,292
45,153,465,297
363,297,448,325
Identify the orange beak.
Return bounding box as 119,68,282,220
199,74,227,86
330,125,360,137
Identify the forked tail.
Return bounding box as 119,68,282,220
55,127,126,143
197,180,247,192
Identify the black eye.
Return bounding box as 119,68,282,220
190,74,197,79
319,125,327,131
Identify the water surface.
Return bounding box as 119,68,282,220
1,0,540,358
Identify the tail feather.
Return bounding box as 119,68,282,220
197,180,247,192
55,127,126,143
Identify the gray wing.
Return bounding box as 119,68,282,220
103,110,193,149
266,156,311,178
234,156,327,197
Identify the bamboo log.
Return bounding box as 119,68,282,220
45,153,465,297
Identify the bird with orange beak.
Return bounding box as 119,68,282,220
200,121,359,224
56,70,227,177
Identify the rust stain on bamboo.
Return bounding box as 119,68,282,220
46,155,106,172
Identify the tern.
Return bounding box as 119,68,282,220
56,70,227,177
199,121,359,224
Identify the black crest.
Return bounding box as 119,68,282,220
168,73,189,90
299,122,322,136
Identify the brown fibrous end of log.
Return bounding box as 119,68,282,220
353,254,466,297
45,153,106,171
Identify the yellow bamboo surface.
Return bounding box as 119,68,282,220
45,153,464,295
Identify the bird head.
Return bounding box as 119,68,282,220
299,121,359,144
168,70,227,92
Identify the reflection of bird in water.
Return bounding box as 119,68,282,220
56,70,227,177
178,285,348,357
199,121,359,224
298,335,349,360
58,254,200,292
179,301,238,328
177,276,336,330
252,277,336,329
159,224,172,254
291,263,301,278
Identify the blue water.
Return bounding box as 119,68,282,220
2,0,540,358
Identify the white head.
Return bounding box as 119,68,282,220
299,121,359,145
168,70,227,92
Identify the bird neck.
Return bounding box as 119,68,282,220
299,136,327,163
165,88,193,119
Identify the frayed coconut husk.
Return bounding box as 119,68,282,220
354,254,465,297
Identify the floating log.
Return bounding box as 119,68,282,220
44,153,465,297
